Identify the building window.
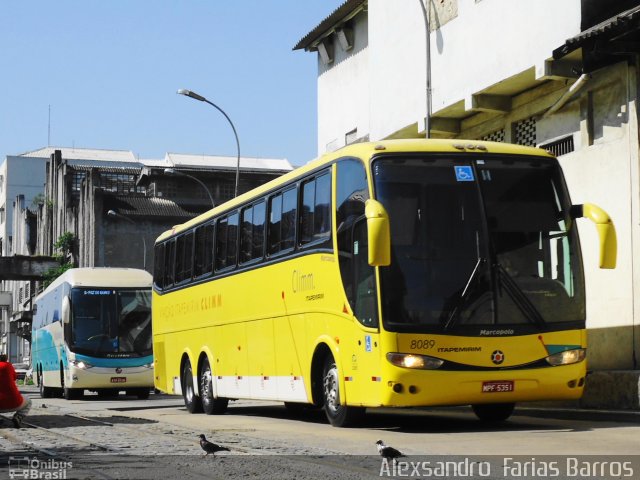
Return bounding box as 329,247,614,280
539,135,575,157
481,129,505,143
514,117,537,147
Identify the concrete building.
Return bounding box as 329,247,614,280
1,146,293,363
296,0,640,407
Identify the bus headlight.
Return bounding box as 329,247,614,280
386,353,444,370
70,360,93,370
545,348,586,366
142,363,154,369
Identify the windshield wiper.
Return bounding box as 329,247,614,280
443,257,486,330
495,263,546,328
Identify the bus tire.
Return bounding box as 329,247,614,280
199,358,228,415
322,357,365,427
472,403,515,422
64,388,83,400
38,370,54,399
132,389,150,400
182,361,203,414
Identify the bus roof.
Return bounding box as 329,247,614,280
36,268,152,300
155,138,553,243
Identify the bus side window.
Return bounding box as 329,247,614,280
300,171,332,247
241,201,266,264
175,232,194,283
164,240,176,288
194,222,214,277
154,243,165,289
216,212,238,271
268,187,297,256
336,158,375,327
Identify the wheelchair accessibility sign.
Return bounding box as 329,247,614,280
454,165,474,182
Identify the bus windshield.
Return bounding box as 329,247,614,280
373,155,585,334
69,288,152,356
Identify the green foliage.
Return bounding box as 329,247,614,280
54,232,75,254
43,262,74,288
44,232,76,287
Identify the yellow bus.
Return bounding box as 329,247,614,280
152,139,616,427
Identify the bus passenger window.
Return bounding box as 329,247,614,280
164,240,175,287
268,193,282,254
240,206,254,264
216,213,238,271
268,188,296,255
252,201,266,259
175,232,194,283
194,223,214,277
153,243,165,289
281,188,297,251
300,172,331,246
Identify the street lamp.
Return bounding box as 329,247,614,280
177,88,241,198
164,168,215,208
107,210,147,270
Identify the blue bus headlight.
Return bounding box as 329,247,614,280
545,348,586,366
386,353,444,370
70,360,93,370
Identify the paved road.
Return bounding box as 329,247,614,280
1,386,639,479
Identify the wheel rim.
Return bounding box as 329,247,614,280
323,364,340,414
200,363,212,405
185,366,195,403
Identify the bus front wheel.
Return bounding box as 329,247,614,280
38,369,54,399
472,403,515,422
322,358,364,427
182,361,203,414
199,358,228,415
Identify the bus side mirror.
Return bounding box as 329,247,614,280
365,199,391,266
572,203,617,269
62,296,71,324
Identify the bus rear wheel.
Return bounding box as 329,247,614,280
199,358,228,415
472,403,515,422
322,357,365,427
182,361,203,413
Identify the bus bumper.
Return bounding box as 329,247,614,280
67,365,155,390
376,362,587,407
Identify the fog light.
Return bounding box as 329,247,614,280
408,385,418,394
567,379,577,388
392,383,403,393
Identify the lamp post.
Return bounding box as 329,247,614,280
107,210,147,270
417,0,432,139
177,88,241,198
164,168,215,208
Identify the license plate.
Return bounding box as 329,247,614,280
482,380,514,393
110,377,127,383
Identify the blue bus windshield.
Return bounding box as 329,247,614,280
68,288,152,357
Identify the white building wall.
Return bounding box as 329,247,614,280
317,12,370,154
318,0,584,149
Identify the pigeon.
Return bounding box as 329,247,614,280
199,434,230,456
376,440,405,463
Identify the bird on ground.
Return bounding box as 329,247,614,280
375,440,405,463
199,434,230,456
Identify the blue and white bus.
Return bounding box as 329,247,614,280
31,268,154,400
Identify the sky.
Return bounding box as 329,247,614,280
0,1,344,167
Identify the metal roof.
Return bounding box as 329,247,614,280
165,153,293,172
293,0,367,51
18,147,292,173
554,4,640,59
21,146,137,162
104,195,199,220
